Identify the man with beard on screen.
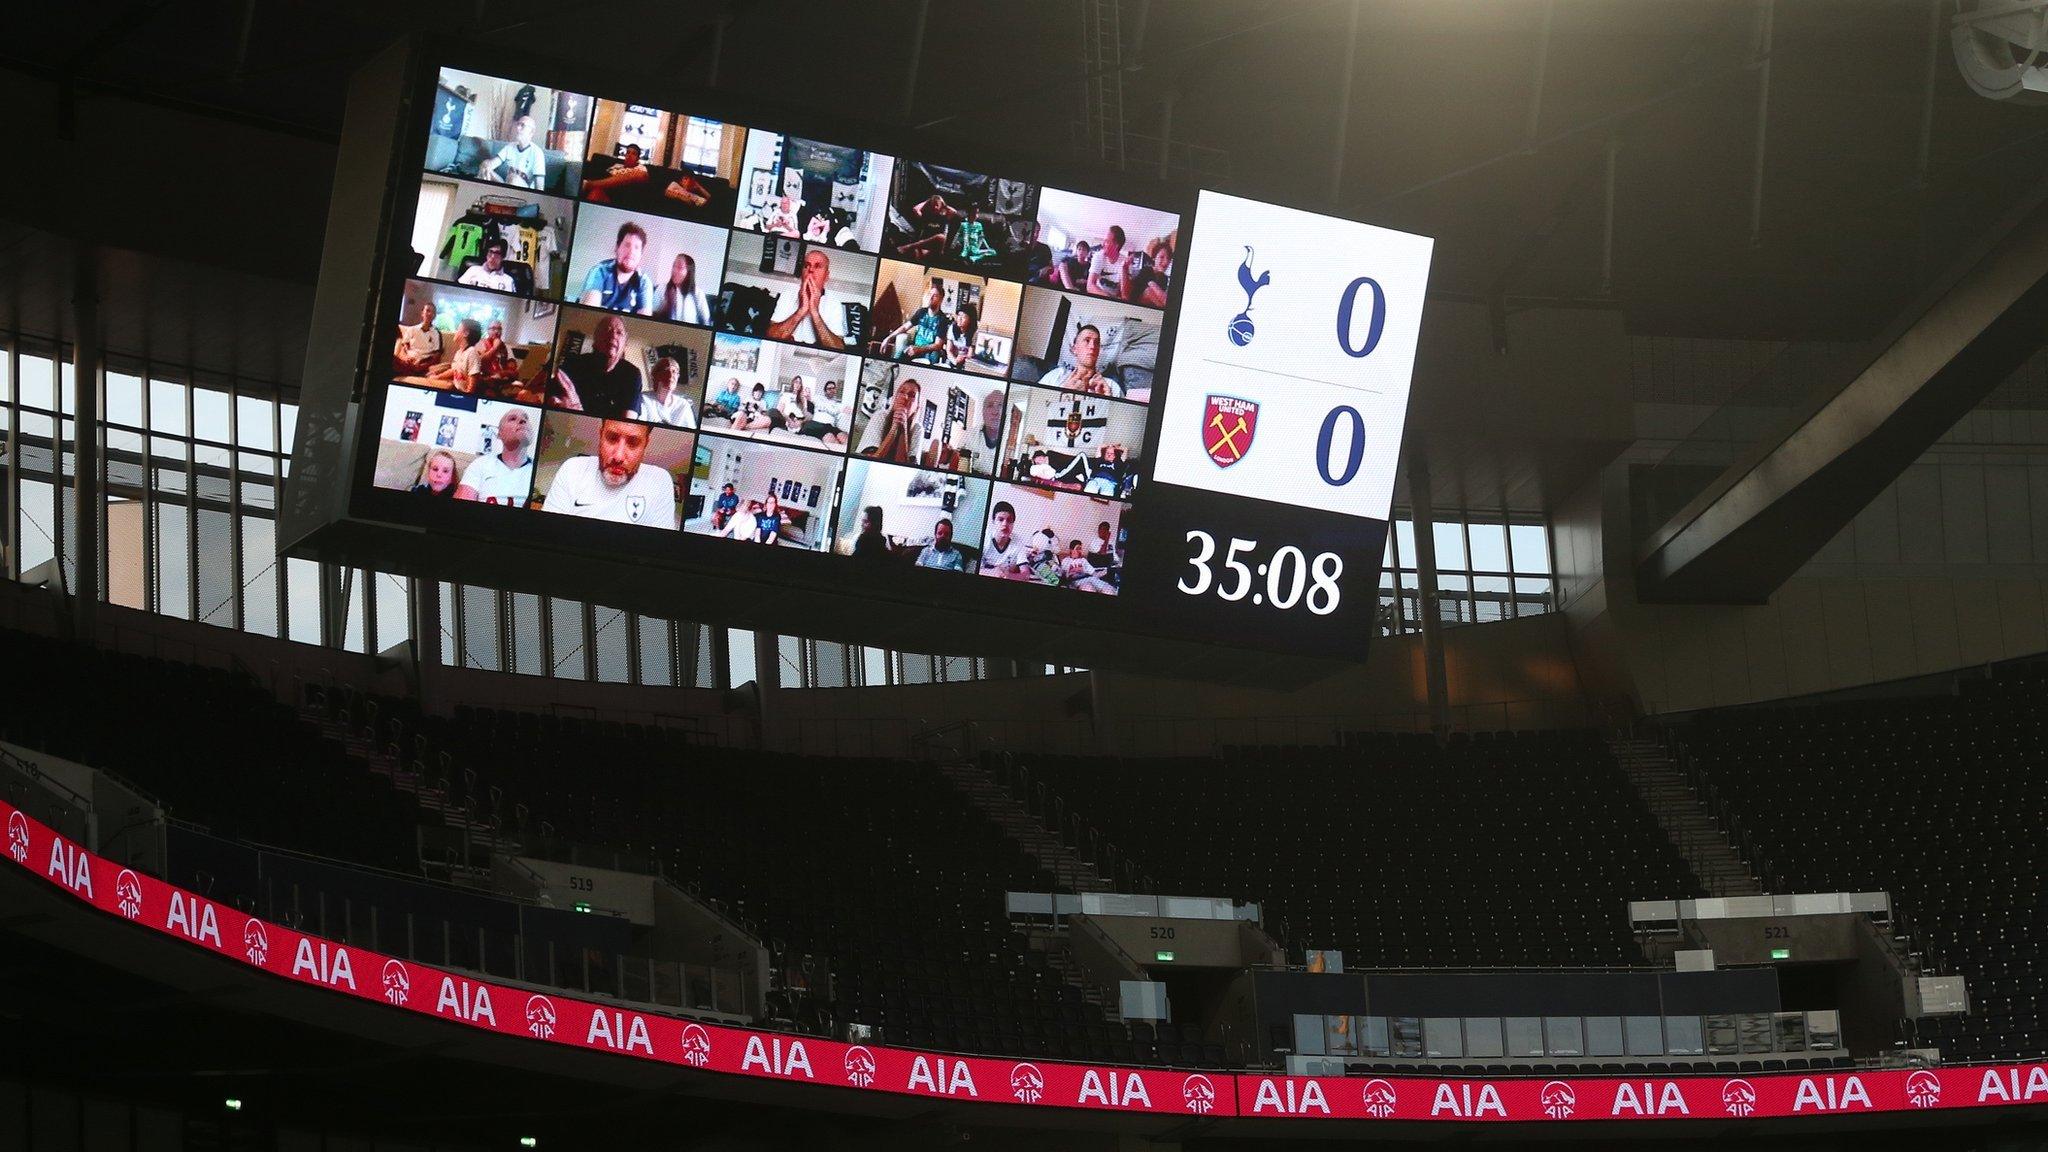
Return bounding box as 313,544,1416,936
541,419,677,529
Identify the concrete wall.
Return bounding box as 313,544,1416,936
515,857,655,924
1618,434,2048,715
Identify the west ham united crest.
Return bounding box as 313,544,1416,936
1203,395,1258,467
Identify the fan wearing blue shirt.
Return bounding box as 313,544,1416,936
579,221,652,315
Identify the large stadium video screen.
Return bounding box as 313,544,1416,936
339,58,1432,667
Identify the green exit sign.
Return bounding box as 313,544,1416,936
1154,950,1176,962
1770,947,1791,960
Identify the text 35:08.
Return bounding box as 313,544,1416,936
1177,531,1343,615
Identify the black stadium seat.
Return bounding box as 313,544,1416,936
994,730,1699,968
1673,673,2048,1063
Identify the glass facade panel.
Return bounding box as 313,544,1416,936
1504,1017,1543,1058
1624,1015,1665,1056
1431,521,1466,568
1666,1015,1705,1056
1510,523,1551,573
1467,521,1508,570
1390,1016,1422,1059
1543,1016,1584,1058
19,354,54,412
1464,1016,1504,1059
1423,1017,1463,1059
1585,1016,1624,1057
1383,514,1556,635
1357,1015,1391,1058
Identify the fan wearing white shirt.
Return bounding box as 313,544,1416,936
980,501,1033,574
457,238,518,293
799,377,848,446
633,356,698,429
454,409,536,506
764,248,848,350
541,419,678,529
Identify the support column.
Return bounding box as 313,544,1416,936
753,630,782,690
320,563,351,651
752,630,780,749
708,627,732,690
1405,453,1451,736
71,244,101,641
409,576,439,674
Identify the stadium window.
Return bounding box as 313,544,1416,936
727,628,757,687
1389,1016,1423,1058
107,371,143,428
1624,1015,1665,1056
1585,1015,1624,1057
1357,1015,1391,1058
1464,1016,1505,1059
1503,1016,1543,1058
192,384,231,445
1381,512,1557,636
1422,1017,1463,1059
235,393,275,452
1543,1015,1584,1058
1665,1015,1705,1056
20,352,54,413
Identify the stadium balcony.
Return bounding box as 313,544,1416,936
1667,667,2048,1066
302,685,1182,1066
0,588,2025,1087
991,730,1702,970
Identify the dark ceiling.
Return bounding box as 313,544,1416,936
7,0,2048,343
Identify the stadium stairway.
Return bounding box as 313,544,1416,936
935,759,1111,894
299,683,517,882
1609,734,1761,898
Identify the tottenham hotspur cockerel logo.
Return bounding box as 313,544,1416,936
1227,246,1271,347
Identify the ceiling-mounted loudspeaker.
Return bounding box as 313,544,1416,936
1952,0,2048,103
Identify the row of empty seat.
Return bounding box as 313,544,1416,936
1673,673,2048,1064
997,730,1702,968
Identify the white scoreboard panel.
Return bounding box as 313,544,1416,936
1151,191,1434,522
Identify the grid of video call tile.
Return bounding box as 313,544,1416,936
389,74,1176,582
